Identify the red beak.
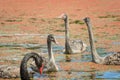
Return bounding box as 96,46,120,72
39,64,44,74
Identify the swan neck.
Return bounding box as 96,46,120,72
47,39,54,60
64,16,71,53
65,15,69,41
86,21,102,62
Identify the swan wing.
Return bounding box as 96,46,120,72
104,52,120,65
69,39,87,53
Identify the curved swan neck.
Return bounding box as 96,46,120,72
84,18,102,63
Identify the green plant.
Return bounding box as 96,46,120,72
108,36,118,40
41,18,46,22
55,30,65,32
70,20,84,25
30,18,37,21
98,14,120,18
60,23,64,27
5,19,22,22
114,18,120,21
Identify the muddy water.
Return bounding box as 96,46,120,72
0,41,120,79
32,69,120,80
29,45,120,80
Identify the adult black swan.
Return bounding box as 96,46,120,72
20,34,59,80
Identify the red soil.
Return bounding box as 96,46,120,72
0,0,119,49
0,0,120,34
0,1,119,31
0,1,120,79
0,0,120,18
0,0,119,54
0,0,120,32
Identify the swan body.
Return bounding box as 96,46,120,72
59,13,87,54
84,17,120,65
0,65,19,78
20,34,59,80
63,40,87,54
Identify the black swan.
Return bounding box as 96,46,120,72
20,34,59,80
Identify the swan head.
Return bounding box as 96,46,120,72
47,34,58,45
58,13,68,21
84,17,90,23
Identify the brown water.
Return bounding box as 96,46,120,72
29,45,120,80
0,44,120,80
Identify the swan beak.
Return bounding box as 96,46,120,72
39,64,44,74
52,37,59,45
53,39,59,45
55,41,59,45
57,13,65,19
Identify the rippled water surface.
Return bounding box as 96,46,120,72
0,42,120,80
29,45,120,80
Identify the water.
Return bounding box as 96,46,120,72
55,46,108,62
40,45,64,54
96,71,120,79
32,71,120,80
86,46,107,57
112,42,120,45
1,42,120,80
28,45,120,80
